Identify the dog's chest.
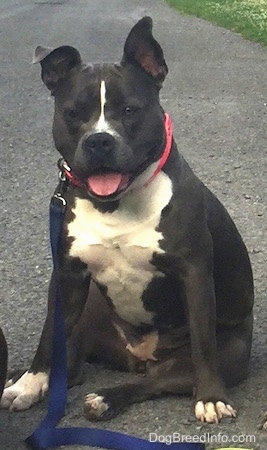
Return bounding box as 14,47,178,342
67,174,173,325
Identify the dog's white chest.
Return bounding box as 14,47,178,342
68,173,173,325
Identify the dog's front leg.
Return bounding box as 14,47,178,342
184,265,236,423
1,264,90,411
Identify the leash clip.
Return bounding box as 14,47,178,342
51,192,67,208
53,158,70,204
58,170,66,183
57,158,68,182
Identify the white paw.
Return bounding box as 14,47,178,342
84,393,109,419
0,371,49,411
195,400,237,423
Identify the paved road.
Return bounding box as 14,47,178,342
0,0,266,448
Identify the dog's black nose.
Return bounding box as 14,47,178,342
83,132,115,154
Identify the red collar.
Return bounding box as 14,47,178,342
62,112,173,189
144,112,173,186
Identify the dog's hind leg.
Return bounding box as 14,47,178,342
216,311,253,388
84,345,195,421
84,314,253,423
193,312,253,423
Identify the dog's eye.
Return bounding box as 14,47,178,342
124,106,140,116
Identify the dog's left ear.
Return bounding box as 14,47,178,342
122,16,168,88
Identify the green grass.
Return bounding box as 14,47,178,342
165,0,267,45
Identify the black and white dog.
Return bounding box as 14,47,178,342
1,17,254,423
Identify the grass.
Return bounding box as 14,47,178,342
165,0,267,45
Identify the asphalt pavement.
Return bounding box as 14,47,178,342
0,0,266,449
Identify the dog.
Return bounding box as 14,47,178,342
0,327,7,400
1,17,254,423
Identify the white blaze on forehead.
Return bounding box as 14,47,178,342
94,80,115,134
99,80,106,126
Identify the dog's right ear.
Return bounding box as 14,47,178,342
32,45,82,94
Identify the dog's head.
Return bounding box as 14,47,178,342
34,17,169,201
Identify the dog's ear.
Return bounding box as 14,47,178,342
32,45,82,94
122,16,168,88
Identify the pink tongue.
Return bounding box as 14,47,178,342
87,173,123,196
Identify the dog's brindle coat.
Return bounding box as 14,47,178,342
1,17,254,423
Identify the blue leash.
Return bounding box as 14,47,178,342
25,183,205,450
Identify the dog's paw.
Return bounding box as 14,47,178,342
195,400,237,423
84,393,110,421
84,385,132,421
0,371,48,411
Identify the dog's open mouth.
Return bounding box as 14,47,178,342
87,172,130,198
